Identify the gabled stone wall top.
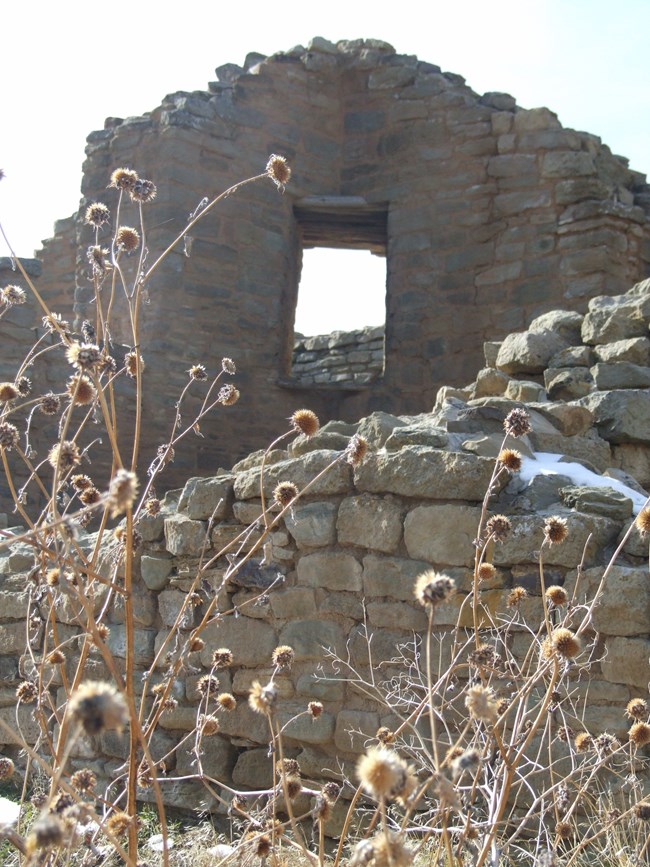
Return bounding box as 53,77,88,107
34,37,650,487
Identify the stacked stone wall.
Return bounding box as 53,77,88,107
291,325,384,386
1,281,649,810
30,37,650,493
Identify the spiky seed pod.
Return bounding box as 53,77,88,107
311,793,330,822
465,685,498,724
445,745,464,764
71,474,93,490
351,832,414,867
144,497,161,516
188,364,207,380
79,486,101,506
26,815,65,852
129,178,157,203
48,441,81,472
87,245,109,274
574,732,592,753
16,681,38,703
15,376,31,396
39,393,61,415
357,747,409,801
222,357,236,374
546,585,568,605
503,407,532,438
46,567,61,586
308,701,323,718
507,586,527,608
255,834,272,858
544,516,569,545
109,168,138,191
67,681,128,735
284,775,302,800
322,781,341,803
291,408,319,437
66,342,102,371
278,758,301,778
200,714,220,736
212,648,233,668
67,375,97,405
106,469,139,517
93,623,110,642
486,514,511,543
70,768,97,793
272,645,295,668
498,448,522,472
478,562,497,582
249,681,277,715
414,570,456,608
635,506,650,535
2,285,26,305
46,650,65,666
188,636,204,652
197,675,220,699
376,726,395,744
115,226,140,253
595,733,620,755
346,433,369,466
0,756,15,779
626,697,648,720
217,693,236,711
629,722,650,748
557,725,574,743
105,811,132,837
0,421,20,449
84,202,110,227
0,382,18,402
273,481,299,508
218,384,240,405
551,628,581,659
555,822,573,840
124,350,144,377
266,154,291,189
469,643,499,668
634,801,650,821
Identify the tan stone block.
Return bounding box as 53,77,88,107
200,615,277,669
337,494,403,553
601,636,650,689
404,504,482,566
279,620,345,662
334,709,380,753
233,669,293,699
297,551,362,591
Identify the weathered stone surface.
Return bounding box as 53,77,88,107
164,514,208,556
559,486,633,521
177,475,234,521
593,337,650,365
529,432,611,472
337,495,403,553
404,504,482,565
269,587,318,619
140,555,173,590
279,708,336,744
528,309,583,342
279,619,345,661
496,329,569,374
566,566,650,636
383,419,448,450
285,501,338,548
577,390,650,444
234,451,353,499
362,554,431,601
612,444,650,486
355,447,497,501
367,600,427,631
601,636,650,689
334,709,380,753
492,513,619,567
529,403,593,436
176,734,237,780
473,367,510,398
288,431,351,457
504,380,546,402
548,345,593,368
296,672,345,702
356,412,406,448
591,362,650,390
232,748,273,787
233,669,293,699
200,616,277,668
297,551,362,591
544,367,593,400
107,624,156,663
0,706,40,744
581,282,650,345
158,589,198,629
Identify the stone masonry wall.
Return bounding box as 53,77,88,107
292,325,384,386
31,36,650,494
1,280,649,812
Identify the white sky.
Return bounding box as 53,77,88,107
2,0,649,334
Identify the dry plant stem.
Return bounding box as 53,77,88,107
90,370,123,467
143,172,268,283
333,784,364,867
259,429,293,528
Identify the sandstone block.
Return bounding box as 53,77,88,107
612,444,650,486
496,329,569,374
384,419,448,451
140,555,173,590
214,701,272,744
269,587,318,619
285,502,338,548
337,495,403,553
404,504,482,565
232,747,273,788
334,709,380,753
296,672,345,702
581,289,650,346
591,362,650,390
504,380,546,402
548,345,593,368
279,620,345,661
529,432,611,471
297,551,362,591
233,669,293,699
541,151,595,177
578,390,650,444
107,624,156,663
177,475,234,521
565,566,650,635
593,337,650,365
529,403,593,437
362,554,431,601
164,514,208,556
279,708,336,744
528,309,584,342
0,706,41,744
234,451,353,499
177,733,237,780
560,486,632,521
356,412,406,449
473,368,510,398
544,367,593,400
601,636,650,689
367,601,427,631
158,589,198,629
200,616,277,668
355,447,496,501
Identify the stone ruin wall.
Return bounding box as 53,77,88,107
21,36,650,493
1,281,649,814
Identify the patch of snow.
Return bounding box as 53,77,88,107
0,796,20,826
520,453,649,514
147,833,175,852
